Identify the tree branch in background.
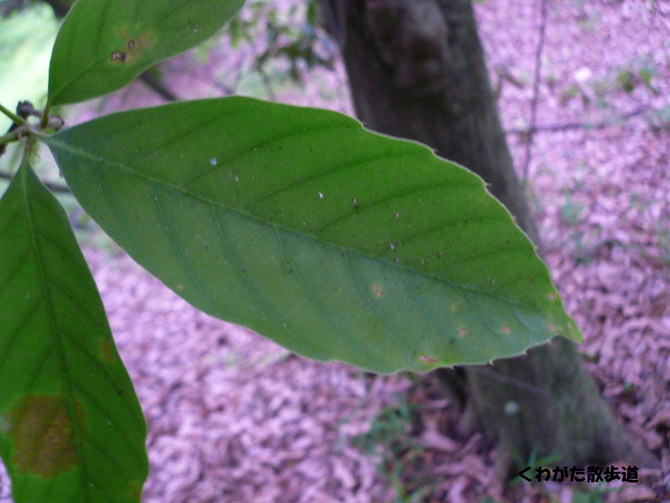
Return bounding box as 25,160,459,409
521,0,548,186
506,105,653,135
138,70,178,102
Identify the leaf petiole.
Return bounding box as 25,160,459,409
0,102,27,127
41,104,52,130
0,129,20,146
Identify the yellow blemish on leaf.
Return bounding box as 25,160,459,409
458,327,467,337
9,394,85,477
548,292,556,302
129,479,142,501
450,304,457,312
110,29,156,65
419,355,438,364
501,325,510,334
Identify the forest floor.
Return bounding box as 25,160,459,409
2,1,669,502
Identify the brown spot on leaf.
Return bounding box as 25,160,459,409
419,355,438,364
372,284,382,298
129,479,142,501
8,394,85,477
101,337,115,364
111,29,156,65
110,51,127,63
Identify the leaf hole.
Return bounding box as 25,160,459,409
110,51,127,63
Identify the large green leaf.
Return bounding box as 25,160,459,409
45,97,581,373
47,0,245,106
0,155,147,502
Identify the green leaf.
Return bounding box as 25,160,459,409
0,155,147,502
47,0,245,106
45,97,581,373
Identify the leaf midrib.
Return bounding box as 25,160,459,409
18,164,95,500
45,137,539,311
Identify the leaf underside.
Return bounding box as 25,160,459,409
46,97,581,373
47,0,245,105
0,157,147,502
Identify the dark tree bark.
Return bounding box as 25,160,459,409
318,0,659,477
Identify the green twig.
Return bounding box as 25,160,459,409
41,104,52,130
505,105,652,135
0,129,20,146
0,102,27,126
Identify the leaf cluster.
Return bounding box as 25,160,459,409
0,0,581,501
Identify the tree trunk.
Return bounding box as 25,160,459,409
318,0,659,476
